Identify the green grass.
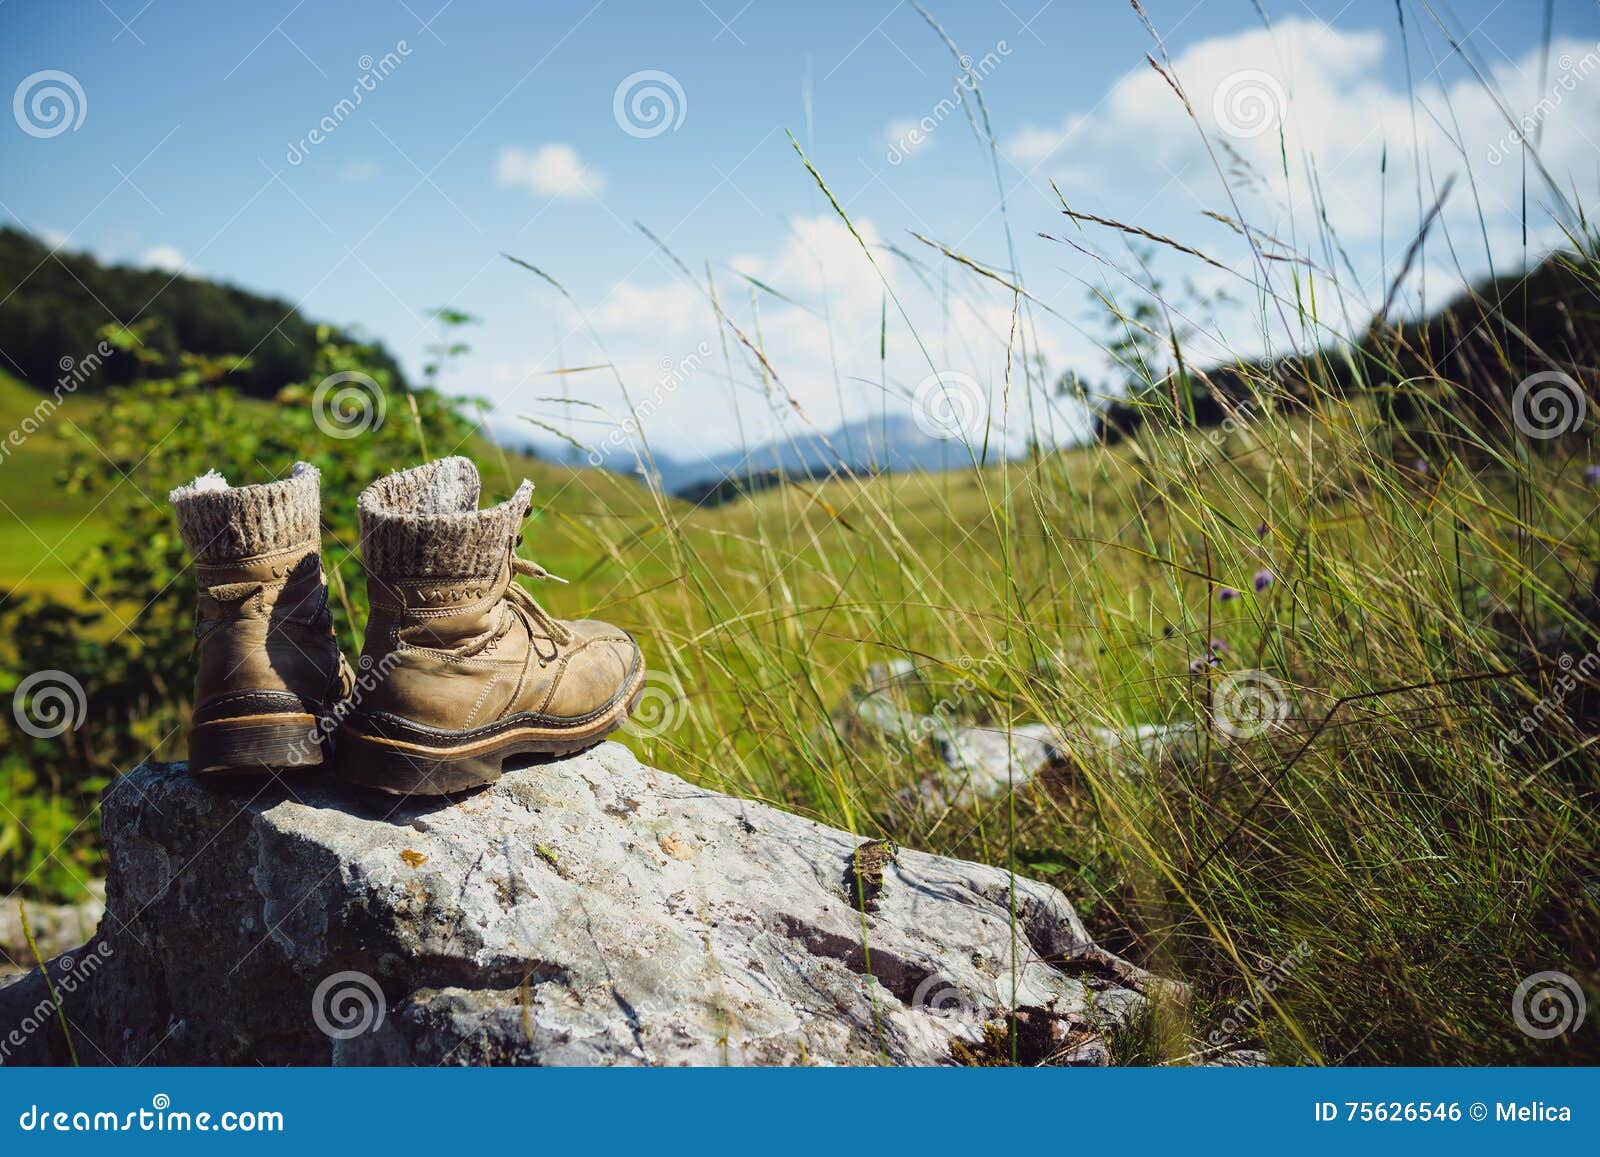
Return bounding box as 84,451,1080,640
2,354,1595,1065
0,4,1596,1067
0,371,110,598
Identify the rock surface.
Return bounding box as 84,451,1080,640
0,742,1172,1066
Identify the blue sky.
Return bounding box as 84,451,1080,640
4,0,1600,462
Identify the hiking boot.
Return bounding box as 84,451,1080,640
169,463,349,777
336,457,644,795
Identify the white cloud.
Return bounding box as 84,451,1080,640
138,244,191,274
884,118,933,163
478,214,1088,460
1006,18,1600,248
494,144,607,199
998,17,1599,361
474,20,1598,461
339,159,380,183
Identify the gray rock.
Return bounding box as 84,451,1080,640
844,665,1206,811
0,882,104,979
0,742,1173,1066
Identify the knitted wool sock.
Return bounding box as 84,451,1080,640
358,456,532,580
168,462,321,563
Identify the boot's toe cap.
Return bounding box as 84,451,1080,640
547,620,641,720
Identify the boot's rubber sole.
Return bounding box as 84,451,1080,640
334,665,647,796
188,712,325,778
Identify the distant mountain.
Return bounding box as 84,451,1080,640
0,226,408,398
498,413,989,503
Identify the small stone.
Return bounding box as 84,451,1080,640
658,833,695,861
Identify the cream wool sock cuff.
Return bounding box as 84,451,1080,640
357,456,532,580
168,462,321,563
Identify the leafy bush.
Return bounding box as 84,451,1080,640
0,328,478,898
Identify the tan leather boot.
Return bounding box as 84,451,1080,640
169,463,348,777
336,457,644,795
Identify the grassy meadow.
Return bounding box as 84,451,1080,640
3,280,1599,1065
2,9,1598,1069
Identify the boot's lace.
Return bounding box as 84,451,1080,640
507,556,575,646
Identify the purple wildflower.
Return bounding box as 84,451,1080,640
1585,464,1600,486
1189,651,1223,673
1210,638,1231,654
1253,568,1274,593
1217,587,1241,603
1255,521,1270,539
1412,457,1430,475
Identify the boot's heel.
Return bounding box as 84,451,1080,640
188,713,324,777
335,724,503,796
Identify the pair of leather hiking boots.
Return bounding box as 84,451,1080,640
169,457,644,796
